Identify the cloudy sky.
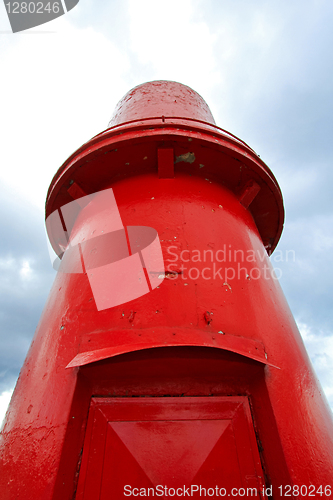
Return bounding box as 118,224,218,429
0,0,332,423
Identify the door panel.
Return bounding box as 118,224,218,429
76,397,267,499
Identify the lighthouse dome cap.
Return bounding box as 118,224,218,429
108,80,216,128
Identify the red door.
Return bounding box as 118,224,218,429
76,397,267,499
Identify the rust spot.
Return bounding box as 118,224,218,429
164,270,182,279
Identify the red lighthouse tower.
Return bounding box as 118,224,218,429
1,81,332,499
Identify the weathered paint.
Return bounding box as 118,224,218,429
0,81,332,499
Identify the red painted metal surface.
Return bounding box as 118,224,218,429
66,326,276,369
0,80,333,500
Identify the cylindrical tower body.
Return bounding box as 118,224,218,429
1,81,332,499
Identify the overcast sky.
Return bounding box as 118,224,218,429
0,0,332,423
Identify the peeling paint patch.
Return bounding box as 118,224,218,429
175,152,195,164
204,311,213,325
222,282,232,292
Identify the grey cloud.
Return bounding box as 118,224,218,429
274,215,333,334
0,185,55,393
